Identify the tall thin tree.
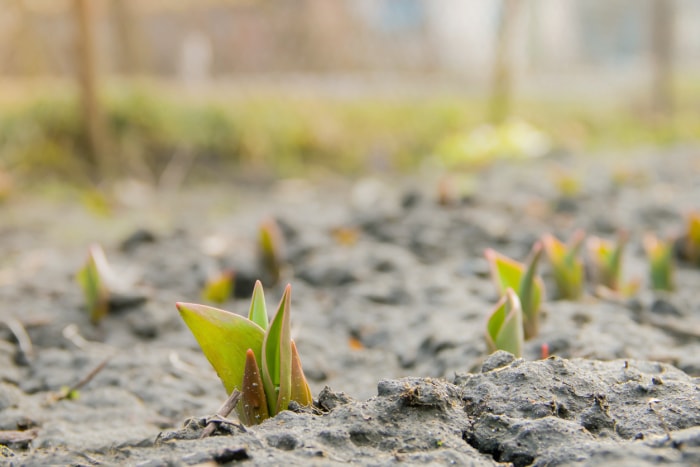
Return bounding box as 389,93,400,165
74,0,111,180
489,0,519,124
651,0,674,120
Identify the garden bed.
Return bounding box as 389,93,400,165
1,147,700,465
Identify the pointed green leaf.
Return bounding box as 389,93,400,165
262,284,292,415
290,340,313,407
248,280,269,330
518,242,544,340
542,232,585,300
240,349,270,425
485,248,524,295
485,289,523,358
76,245,110,324
258,219,283,284
177,302,264,394
485,245,544,340
687,213,700,263
607,233,627,290
588,233,627,291
644,233,674,291
569,229,586,257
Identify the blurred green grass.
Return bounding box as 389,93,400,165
1,80,699,188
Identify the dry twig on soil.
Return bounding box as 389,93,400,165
200,389,242,439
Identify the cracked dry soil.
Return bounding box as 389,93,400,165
1,148,700,466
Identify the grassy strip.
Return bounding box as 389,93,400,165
1,82,699,185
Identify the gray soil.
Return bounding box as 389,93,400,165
1,147,700,466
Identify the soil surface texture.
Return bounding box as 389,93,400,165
1,148,700,466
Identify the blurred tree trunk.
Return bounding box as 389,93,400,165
651,0,674,120
110,0,143,75
74,0,111,180
489,0,519,124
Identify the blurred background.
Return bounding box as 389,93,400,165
0,0,698,197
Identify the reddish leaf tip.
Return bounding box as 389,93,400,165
531,241,543,253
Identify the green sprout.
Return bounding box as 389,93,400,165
681,212,700,265
643,233,675,292
551,168,581,198
484,242,544,340
177,281,312,426
485,288,524,358
201,270,235,305
76,244,113,324
542,230,585,300
587,232,639,296
258,218,284,285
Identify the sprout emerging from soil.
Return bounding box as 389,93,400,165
258,218,284,285
75,244,114,324
551,168,581,198
678,212,700,265
484,242,544,340
201,270,234,305
643,233,675,292
485,288,524,358
542,230,585,300
587,232,639,296
177,281,312,426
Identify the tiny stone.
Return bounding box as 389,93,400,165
651,298,683,317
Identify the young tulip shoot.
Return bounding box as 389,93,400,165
484,242,544,340
76,244,113,324
177,281,312,425
258,218,284,285
643,233,675,292
201,270,234,305
542,230,585,300
683,212,700,265
485,288,524,358
587,232,627,292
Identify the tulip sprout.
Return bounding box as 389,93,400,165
643,233,674,292
682,212,700,265
76,244,115,324
485,288,524,358
587,232,639,297
258,218,284,285
201,270,235,305
177,281,312,426
484,242,544,340
542,230,585,300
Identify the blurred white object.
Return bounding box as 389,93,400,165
435,119,552,168
179,31,213,86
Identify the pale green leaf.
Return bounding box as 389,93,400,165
542,232,585,300
485,289,524,358
518,242,544,339
485,248,523,295
76,245,110,324
177,302,264,394
248,280,269,330
262,284,292,415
